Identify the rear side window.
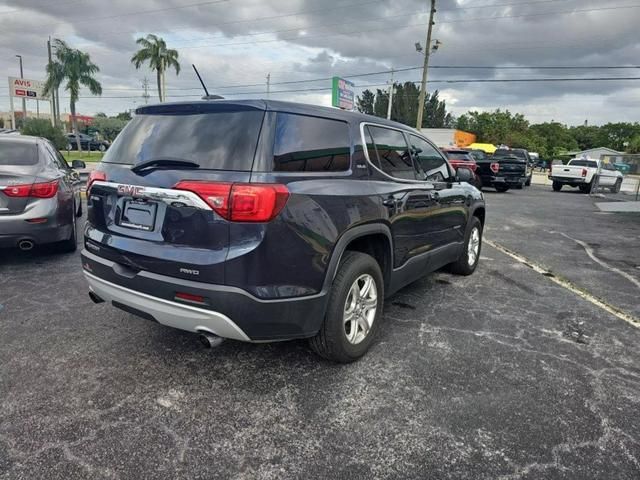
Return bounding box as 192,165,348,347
367,126,416,180
444,151,471,161
409,135,450,181
0,141,38,166
102,110,265,170
273,113,350,172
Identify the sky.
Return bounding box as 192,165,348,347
0,0,639,126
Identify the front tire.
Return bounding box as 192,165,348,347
309,251,383,363
495,184,509,193
448,217,482,276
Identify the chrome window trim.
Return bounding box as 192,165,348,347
90,181,212,210
359,121,438,185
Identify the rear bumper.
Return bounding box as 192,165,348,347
81,249,328,342
481,175,525,186
0,199,69,248
548,176,586,185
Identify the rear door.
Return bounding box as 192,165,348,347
85,103,266,285
0,140,40,215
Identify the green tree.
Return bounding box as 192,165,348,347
627,135,640,154
529,122,578,158
20,118,67,149
131,34,180,102
455,109,529,144
568,125,603,151
598,122,640,151
116,111,132,121
92,116,129,142
373,89,389,118
356,90,375,115
43,39,102,151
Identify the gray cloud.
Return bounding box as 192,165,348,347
0,0,638,123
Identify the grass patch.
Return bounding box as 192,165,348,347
61,151,104,163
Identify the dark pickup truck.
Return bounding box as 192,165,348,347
467,149,527,192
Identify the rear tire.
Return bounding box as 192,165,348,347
59,206,77,253
309,251,383,363
448,217,482,276
552,181,562,192
495,184,509,193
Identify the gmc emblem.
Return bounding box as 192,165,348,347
117,184,145,197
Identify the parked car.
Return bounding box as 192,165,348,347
0,135,84,251
493,148,534,187
441,148,482,189
66,133,110,152
469,150,527,192
613,162,631,175
81,100,486,362
549,158,623,193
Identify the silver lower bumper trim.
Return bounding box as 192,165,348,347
84,271,251,342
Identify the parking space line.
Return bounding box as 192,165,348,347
485,239,639,328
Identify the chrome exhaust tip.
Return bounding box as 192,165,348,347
198,332,224,349
17,239,34,251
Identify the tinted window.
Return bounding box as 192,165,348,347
368,126,415,180
409,135,450,181
273,113,350,172
0,141,38,166
495,149,527,160
569,159,598,168
469,150,487,162
102,110,265,170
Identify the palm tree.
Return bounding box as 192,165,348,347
131,34,180,102
43,39,102,152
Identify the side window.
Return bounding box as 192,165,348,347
363,126,379,168
409,135,450,181
367,126,416,180
273,113,350,172
44,142,68,170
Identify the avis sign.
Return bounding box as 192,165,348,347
8,76,48,100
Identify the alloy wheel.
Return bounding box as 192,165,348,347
343,274,378,345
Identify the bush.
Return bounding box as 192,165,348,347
20,118,67,150
92,116,129,141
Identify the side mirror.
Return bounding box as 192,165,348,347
456,166,474,183
71,160,86,169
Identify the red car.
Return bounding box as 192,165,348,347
441,148,482,189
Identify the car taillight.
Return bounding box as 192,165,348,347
87,170,106,191
2,180,59,199
490,162,500,174
174,181,290,222
581,168,587,177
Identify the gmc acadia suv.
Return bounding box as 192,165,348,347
81,100,485,362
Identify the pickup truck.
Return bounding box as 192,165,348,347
468,149,527,192
493,148,534,187
549,158,624,193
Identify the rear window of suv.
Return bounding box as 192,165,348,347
273,113,350,172
0,141,38,166
102,108,265,171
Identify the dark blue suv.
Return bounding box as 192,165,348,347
81,100,485,362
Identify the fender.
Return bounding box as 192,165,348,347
320,223,393,294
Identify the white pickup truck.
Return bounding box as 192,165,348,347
549,158,623,193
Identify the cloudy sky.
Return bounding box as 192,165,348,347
1,0,639,125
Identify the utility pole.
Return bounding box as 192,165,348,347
386,68,394,120
142,77,150,104
415,0,436,130
266,73,271,98
16,55,26,119
47,38,57,127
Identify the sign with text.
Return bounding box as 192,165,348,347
8,76,48,100
331,77,354,110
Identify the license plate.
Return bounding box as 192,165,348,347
119,199,157,231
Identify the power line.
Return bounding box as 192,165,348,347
1,76,637,100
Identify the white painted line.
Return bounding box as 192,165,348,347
484,239,639,328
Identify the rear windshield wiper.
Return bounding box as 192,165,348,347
131,158,200,174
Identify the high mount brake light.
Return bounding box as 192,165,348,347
490,162,500,174
87,170,106,191
173,181,290,222
2,180,59,199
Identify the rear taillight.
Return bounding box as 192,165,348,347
2,180,59,199
174,181,290,222
581,168,587,177
87,170,106,191
490,162,500,174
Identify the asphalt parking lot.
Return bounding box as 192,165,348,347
1,185,639,479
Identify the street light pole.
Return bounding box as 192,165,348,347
386,68,394,120
16,55,26,119
415,0,436,130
